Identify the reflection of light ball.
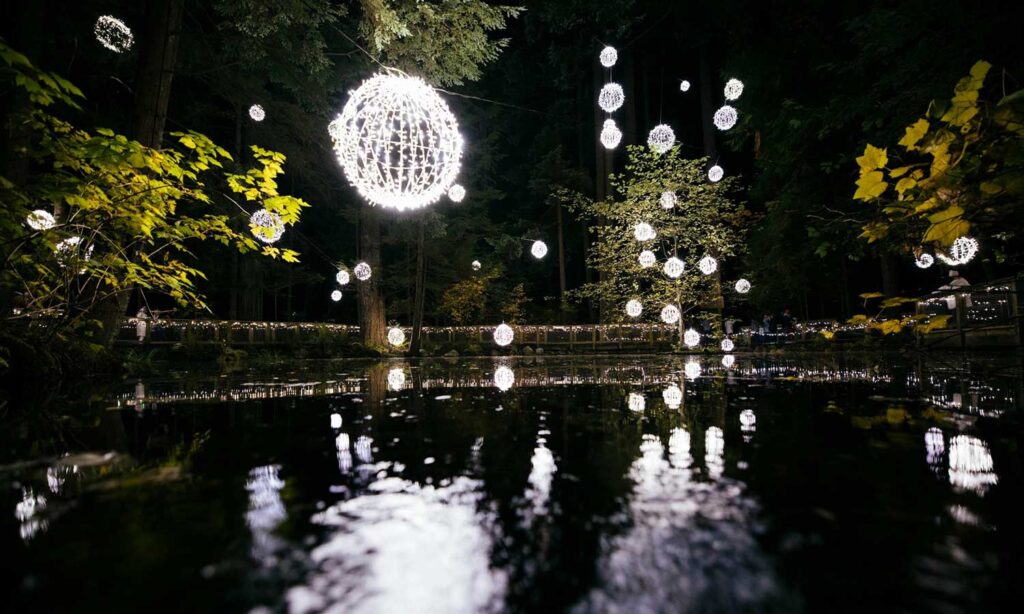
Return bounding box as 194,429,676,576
472,260,482,271
723,78,744,101
663,385,683,408
26,210,55,231
330,290,343,302
250,209,285,244
493,323,514,346
647,124,675,154
94,16,133,53
387,367,406,391
531,240,548,259
708,165,724,182
628,392,645,411
740,409,756,429
625,299,643,318
336,270,350,285
249,104,265,122
328,73,462,211
660,191,677,209
493,366,515,391
354,262,371,281
679,80,691,92
599,46,618,67
713,105,738,130
698,256,718,275
722,354,736,368
915,253,934,269
600,119,622,149
684,361,702,380
735,278,751,294
634,222,656,242
598,83,625,112
721,338,734,352
448,184,466,202
330,413,342,429
387,327,406,346
683,328,700,347
706,426,724,455
661,304,680,324
639,250,656,268
664,257,685,279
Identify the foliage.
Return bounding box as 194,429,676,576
855,60,1024,257
438,264,526,324
560,147,749,324
841,293,951,336
0,43,308,341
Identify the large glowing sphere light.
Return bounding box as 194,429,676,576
95,16,133,53
634,222,656,242
387,327,406,347
639,250,657,268
250,209,285,244
336,270,350,285
249,104,265,122
664,257,685,279
531,240,548,259
330,290,342,302
735,278,751,294
648,124,675,154
599,46,618,67
723,78,744,101
683,328,701,348
600,119,622,149
493,323,514,346
660,191,677,209
698,255,718,275
661,304,680,324
708,165,724,182
713,105,738,131
26,210,55,231
626,299,643,318
721,338,735,352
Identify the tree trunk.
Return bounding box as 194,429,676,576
357,208,387,348
880,252,900,297
556,201,567,313
410,217,427,355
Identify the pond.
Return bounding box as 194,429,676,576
2,353,1022,613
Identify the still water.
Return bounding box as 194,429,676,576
2,354,1022,613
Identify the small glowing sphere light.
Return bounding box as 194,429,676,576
330,290,342,302
661,304,680,324
664,257,685,279
915,253,934,269
26,210,55,231
721,338,734,352
647,124,675,154
249,104,265,122
684,361,702,380
735,278,751,294
625,299,643,318
599,46,618,67
634,222,656,242
448,184,465,202
600,119,622,149
708,165,724,182
713,105,738,131
598,83,625,113
250,209,285,244
698,255,718,275
94,16,133,53
472,260,482,271
493,323,514,346
723,78,744,101
354,262,372,281
387,327,406,347
638,250,656,268
683,328,701,348
663,385,683,408
336,270,350,285
679,80,691,92
660,191,677,209
328,73,462,211
531,240,548,259
493,366,515,391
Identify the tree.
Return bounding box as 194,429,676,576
559,147,748,341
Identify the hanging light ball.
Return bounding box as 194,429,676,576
660,191,677,209
94,15,133,53
735,278,751,294
387,367,406,391
600,119,622,149
684,361,702,380
936,236,979,266
708,165,724,182
26,210,55,231
249,209,285,244
628,392,646,412
698,255,718,275
679,80,691,92
472,260,482,271
531,240,548,259
249,104,266,122
647,124,676,154
354,262,372,281
664,257,685,279
493,366,515,391
493,323,514,346
661,304,680,324
663,385,683,408
625,299,643,318
915,253,934,269
330,290,343,302
599,46,618,68
721,338,734,352
335,270,350,285
722,354,736,368
55,236,93,268
713,105,738,131
328,73,462,212
598,83,625,113
683,328,701,348
634,222,656,242
387,326,406,347
638,250,657,268
448,184,465,202
723,78,744,101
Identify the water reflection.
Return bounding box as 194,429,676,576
662,384,683,409
15,487,47,542
925,427,944,474
387,367,406,392
948,435,997,494
246,465,286,565
684,360,702,380
493,365,515,392
628,392,646,412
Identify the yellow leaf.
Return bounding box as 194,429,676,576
927,205,965,224
898,119,929,151
854,170,888,200
859,292,883,299
895,177,917,197
856,144,888,171
914,198,938,213
880,319,903,335
970,60,992,80
889,165,914,178
923,218,970,246
820,330,834,340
